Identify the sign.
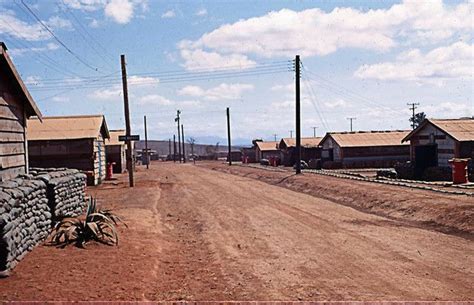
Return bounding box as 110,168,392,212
119,135,140,141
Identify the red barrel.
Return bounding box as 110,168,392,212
106,162,116,180
448,158,469,184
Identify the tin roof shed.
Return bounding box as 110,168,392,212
321,130,410,148
28,115,110,141
402,118,474,143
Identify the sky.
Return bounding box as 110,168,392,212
0,0,472,145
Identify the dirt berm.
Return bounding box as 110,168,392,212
201,162,474,237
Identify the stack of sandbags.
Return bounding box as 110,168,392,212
30,168,87,220
0,178,51,276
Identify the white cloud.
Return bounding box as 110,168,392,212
105,0,134,24
89,19,100,28
89,86,122,100
196,8,207,16
137,94,173,105
0,11,72,41
271,83,293,92
178,0,472,62
62,0,105,11
354,41,473,84
324,98,349,109
424,102,473,118
128,75,160,87
179,48,256,71
45,16,73,30
64,0,148,24
10,42,59,56
161,10,175,18
24,76,42,86
51,96,70,103
178,83,254,101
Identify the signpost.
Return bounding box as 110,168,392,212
119,135,140,142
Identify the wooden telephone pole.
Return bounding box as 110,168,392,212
121,54,134,187
144,115,149,169
173,135,177,162
295,55,302,174
407,102,420,129
226,107,232,166
347,117,356,132
176,110,181,163
181,124,186,163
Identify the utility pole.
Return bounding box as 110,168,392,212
347,117,356,132
120,54,134,187
181,124,186,163
168,138,171,161
175,110,181,163
273,134,278,142
311,126,318,137
295,55,302,174
173,134,177,162
289,130,293,138
144,115,149,169
407,102,420,129
226,107,232,166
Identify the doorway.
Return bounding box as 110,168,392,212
415,144,438,178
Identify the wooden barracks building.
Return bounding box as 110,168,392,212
319,130,410,168
27,115,110,185
402,118,474,177
105,129,127,173
0,42,42,181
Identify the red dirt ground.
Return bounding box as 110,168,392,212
0,161,473,301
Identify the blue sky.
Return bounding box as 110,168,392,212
0,0,472,144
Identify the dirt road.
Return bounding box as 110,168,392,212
1,162,473,301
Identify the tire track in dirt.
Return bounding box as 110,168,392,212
148,171,234,301
165,163,473,301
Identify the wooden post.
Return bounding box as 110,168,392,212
226,107,232,166
181,124,186,163
176,110,181,163
168,138,171,161
144,115,149,169
121,54,134,186
295,55,301,174
173,134,177,162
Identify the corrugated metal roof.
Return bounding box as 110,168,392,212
281,137,322,148
28,115,109,141
255,141,279,151
403,118,474,142
323,130,410,148
429,119,474,141
106,129,126,146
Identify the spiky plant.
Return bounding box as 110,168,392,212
50,197,124,248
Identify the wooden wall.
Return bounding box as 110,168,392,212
29,139,94,170
321,137,341,161
29,136,106,186
409,124,456,167
0,74,28,181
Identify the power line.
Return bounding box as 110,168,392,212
301,65,401,116
0,19,85,78
28,61,290,84
19,0,101,73
347,117,356,132
58,0,116,66
407,102,420,129
300,74,331,131
29,66,290,91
